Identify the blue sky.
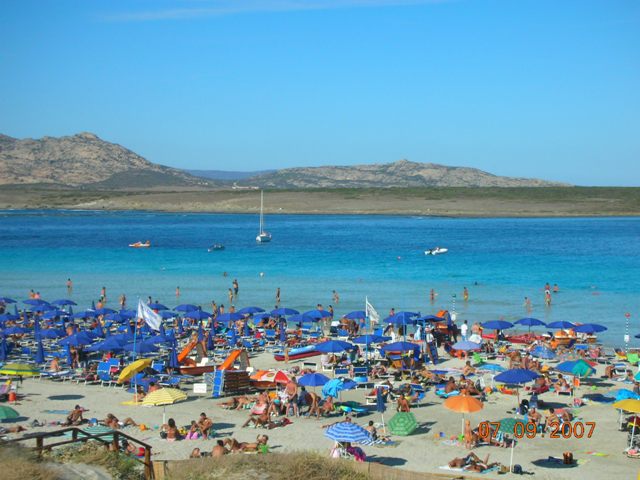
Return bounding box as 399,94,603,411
1,1,638,186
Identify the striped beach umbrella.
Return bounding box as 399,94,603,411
325,421,372,444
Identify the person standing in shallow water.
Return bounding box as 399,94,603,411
66,278,73,294
463,287,469,302
233,279,239,298
275,288,281,305
176,286,180,298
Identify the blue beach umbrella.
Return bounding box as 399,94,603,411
353,334,390,346
185,310,212,321
615,389,640,401
494,368,540,385
385,311,419,325
546,321,576,329
119,309,136,319
0,314,19,322
288,314,316,324
34,340,46,364
86,337,127,352
0,297,17,304
92,325,105,338
174,304,199,312
91,301,96,310
228,325,237,346
477,363,506,373
207,331,215,351
271,307,299,316
58,332,93,347
73,310,97,320
23,299,49,306
237,306,265,315
298,372,331,387
243,320,250,337
481,320,514,330
197,322,204,342
123,342,159,354
0,336,8,361
42,309,69,320
531,346,556,359
66,344,73,365
344,310,367,320
148,303,168,311
177,319,184,335
51,299,77,306
452,340,481,351
13,304,19,315
37,329,66,339
217,312,244,322
169,341,180,369
94,307,117,315
316,340,355,353
573,323,607,334
105,313,129,323
515,318,546,327
160,311,177,319
253,312,271,321
325,422,372,444
322,378,358,398
380,341,420,354
303,310,332,319
279,324,286,343
2,326,29,335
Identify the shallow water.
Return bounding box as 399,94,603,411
0,210,638,346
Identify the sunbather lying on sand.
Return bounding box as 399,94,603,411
103,413,137,429
449,452,500,472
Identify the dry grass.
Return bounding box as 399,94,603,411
166,451,370,480
45,442,143,480
0,444,60,480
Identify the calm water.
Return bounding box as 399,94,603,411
0,210,638,346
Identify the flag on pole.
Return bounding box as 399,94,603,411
138,299,161,331
366,297,380,328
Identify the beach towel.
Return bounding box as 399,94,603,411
42,409,71,415
439,465,499,474
436,390,460,398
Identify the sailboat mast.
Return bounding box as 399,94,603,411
259,190,264,232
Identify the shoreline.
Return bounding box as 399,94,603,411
0,187,638,218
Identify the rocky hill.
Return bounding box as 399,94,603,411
0,132,212,188
241,159,568,188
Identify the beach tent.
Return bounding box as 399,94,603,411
0,405,20,421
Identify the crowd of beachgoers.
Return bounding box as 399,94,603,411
1,290,639,479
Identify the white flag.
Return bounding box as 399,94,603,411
365,297,380,326
138,299,161,331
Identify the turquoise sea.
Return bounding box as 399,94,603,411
0,210,638,346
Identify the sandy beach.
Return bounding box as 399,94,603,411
5,348,638,480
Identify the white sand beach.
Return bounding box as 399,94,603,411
4,351,638,480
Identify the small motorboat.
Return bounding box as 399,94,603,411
273,345,320,362
208,244,225,252
129,241,151,248
425,247,448,255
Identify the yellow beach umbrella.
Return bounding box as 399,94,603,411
117,358,152,384
613,399,640,413
141,388,187,406
0,363,40,377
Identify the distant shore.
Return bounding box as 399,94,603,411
1,186,639,217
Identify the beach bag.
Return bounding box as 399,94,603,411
512,464,522,474
160,431,167,439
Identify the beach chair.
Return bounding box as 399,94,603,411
97,362,116,387
334,367,350,377
337,329,350,340
264,329,277,344
302,361,318,371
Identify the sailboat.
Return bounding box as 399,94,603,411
256,190,272,243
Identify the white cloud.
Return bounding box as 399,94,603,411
105,0,450,22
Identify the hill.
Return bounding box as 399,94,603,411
187,169,275,181
241,159,569,188
0,132,212,188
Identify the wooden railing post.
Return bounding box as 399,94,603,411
35,436,43,456
144,447,153,479
112,431,119,452
72,428,78,441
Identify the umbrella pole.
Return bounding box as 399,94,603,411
381,412,386,435
163,405,166,426
509,439,515,471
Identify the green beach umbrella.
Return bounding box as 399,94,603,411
388,412,418,436
0,405,20,421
